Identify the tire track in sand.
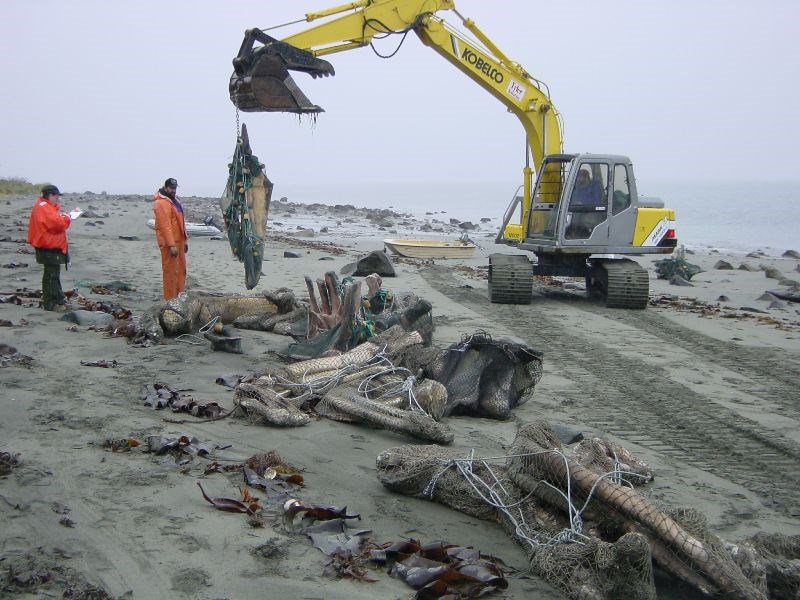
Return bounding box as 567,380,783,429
420,266,800,517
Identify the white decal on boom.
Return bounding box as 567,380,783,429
507,79,525,101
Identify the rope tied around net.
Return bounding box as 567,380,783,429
420,448,649,551
269,349,395,405
357,365,428,415
198,315,220,334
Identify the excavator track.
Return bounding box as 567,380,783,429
593,258,649,309
488,253,533,304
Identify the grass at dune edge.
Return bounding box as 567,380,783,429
0,177,49,195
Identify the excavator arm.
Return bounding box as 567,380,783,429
229,0,563,223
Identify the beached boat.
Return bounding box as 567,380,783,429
147,219,221,237
383,238,476,259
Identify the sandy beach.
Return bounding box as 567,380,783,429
1,191,799,599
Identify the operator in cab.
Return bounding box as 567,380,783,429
570,168,602,207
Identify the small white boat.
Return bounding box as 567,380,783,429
147,219,221,237
383,238,476,259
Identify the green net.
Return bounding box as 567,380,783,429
220,123,272,289
653,246,703,281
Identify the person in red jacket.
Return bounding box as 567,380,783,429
27,184,73,311
153,177,188,300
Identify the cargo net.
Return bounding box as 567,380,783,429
398,331,543,420
238,325,456,444
733,533,800,599
377,420,771,600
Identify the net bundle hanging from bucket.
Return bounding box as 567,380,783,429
220,123,272,289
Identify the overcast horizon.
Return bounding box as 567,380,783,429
2,1,798,198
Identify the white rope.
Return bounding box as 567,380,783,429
420,449,644,550
174,333,205,345
198,315,220,333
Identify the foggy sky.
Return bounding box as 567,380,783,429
1,0,798,198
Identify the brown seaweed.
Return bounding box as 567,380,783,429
101,438,141,452
197,482,258,514
284,499,360,523
146,435,210,457
141,382,224,418
370,538,508,598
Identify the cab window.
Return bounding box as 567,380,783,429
612,164,632,215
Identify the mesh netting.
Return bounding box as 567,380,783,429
375,421,772,600
399,331,543,420
156,291,280,336
220,123,271,289
507,421,767,600
736,533,800,599
236,326,454,443
375,443,656,599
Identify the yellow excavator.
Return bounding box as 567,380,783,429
229,0,677,309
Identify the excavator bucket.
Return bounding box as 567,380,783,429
230,29,335,113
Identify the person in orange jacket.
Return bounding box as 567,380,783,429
153,177,188,300
27,184,74,311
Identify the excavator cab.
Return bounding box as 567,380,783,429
230,29,335,113
519,153,674,253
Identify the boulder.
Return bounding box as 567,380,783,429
767,288,800,303
713,260,734,270
340,250,396,277
550,424,584,445
739,306,768,314
778,278,800,288
768,300,787,310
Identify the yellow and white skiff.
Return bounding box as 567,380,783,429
383,238,476,259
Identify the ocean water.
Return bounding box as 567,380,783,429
273,180,799,257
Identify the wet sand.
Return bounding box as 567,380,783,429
1,192,799,599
